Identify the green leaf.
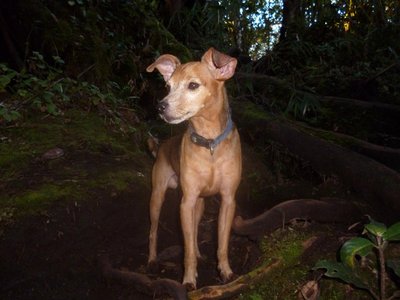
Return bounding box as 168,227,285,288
340,237,374,268
387,259,400,278
0,107,21,122
382,222,400,241
0,72,17,91
365,220,387,237
52,56,65,65
43,91,55,102
17,89,30,98
313,260,368,289
46,102,59,115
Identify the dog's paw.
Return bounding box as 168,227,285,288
147,260,159,274
220,271,237,284
183,282,196,291
183,273,197,291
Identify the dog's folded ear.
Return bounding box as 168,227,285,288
201,47,237,81
146,54,181,82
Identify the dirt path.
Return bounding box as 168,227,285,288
0,148,263,299
0,112,378,299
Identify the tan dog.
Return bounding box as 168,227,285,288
146,47,241,289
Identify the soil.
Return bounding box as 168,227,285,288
0,116,385,300
0,143,266,300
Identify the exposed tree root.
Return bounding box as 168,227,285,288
232,199,363,239
297,123,400,172
98,254,188,300
98,255,281,300
235,106,400,218
187,258,281,300
320,96,400,115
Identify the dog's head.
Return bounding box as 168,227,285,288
146,48,237,124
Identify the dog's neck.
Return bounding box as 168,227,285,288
188,88,229,140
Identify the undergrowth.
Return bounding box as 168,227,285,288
0,53,142,131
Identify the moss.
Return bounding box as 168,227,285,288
318,280,347,300
0,110,142,180
238,230,308,300
146,18,192,62
0,109,149,227
237,101,271,122
1,183,79,215
88,169,149,193
68,110,145,156
302,125,360,149
238,228,372,300
0,121,66,181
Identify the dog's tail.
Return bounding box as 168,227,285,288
147,133,159,158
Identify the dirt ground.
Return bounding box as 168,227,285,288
0,118,384,300
0,143,269,299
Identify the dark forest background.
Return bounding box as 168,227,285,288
1,0,400,123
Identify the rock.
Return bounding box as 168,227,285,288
41,147,64,160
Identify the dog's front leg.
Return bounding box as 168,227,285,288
194,197,204,259
180,194,199,290
217,192,236,282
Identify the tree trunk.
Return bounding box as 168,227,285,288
279,0,303,42
374,0,386,26
0,10,23,69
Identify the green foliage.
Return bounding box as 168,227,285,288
163,0,281,58
387,259,400,278
286,91,320,119
382,222,400,241
313,260,369,290
340,237,374,268
0,64,17,91
0,53,141,128
314,219,400,300
165,1,226,53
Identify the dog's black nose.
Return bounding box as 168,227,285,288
157,101,168,114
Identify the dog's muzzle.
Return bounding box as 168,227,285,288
157,100,168,114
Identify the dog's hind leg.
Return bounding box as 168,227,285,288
148,162,178,270
217,192,236,282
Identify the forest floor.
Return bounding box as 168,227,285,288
0,108,394,299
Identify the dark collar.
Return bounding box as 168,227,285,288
188,112,234,155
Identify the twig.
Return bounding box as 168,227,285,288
77,64,95,79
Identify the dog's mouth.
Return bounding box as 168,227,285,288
160,111,193,124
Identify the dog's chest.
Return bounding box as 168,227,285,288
179,138,240,196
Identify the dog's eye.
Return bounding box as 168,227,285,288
188,82,200,90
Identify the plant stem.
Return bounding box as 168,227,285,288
377,237,387,300
368,289,380,300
